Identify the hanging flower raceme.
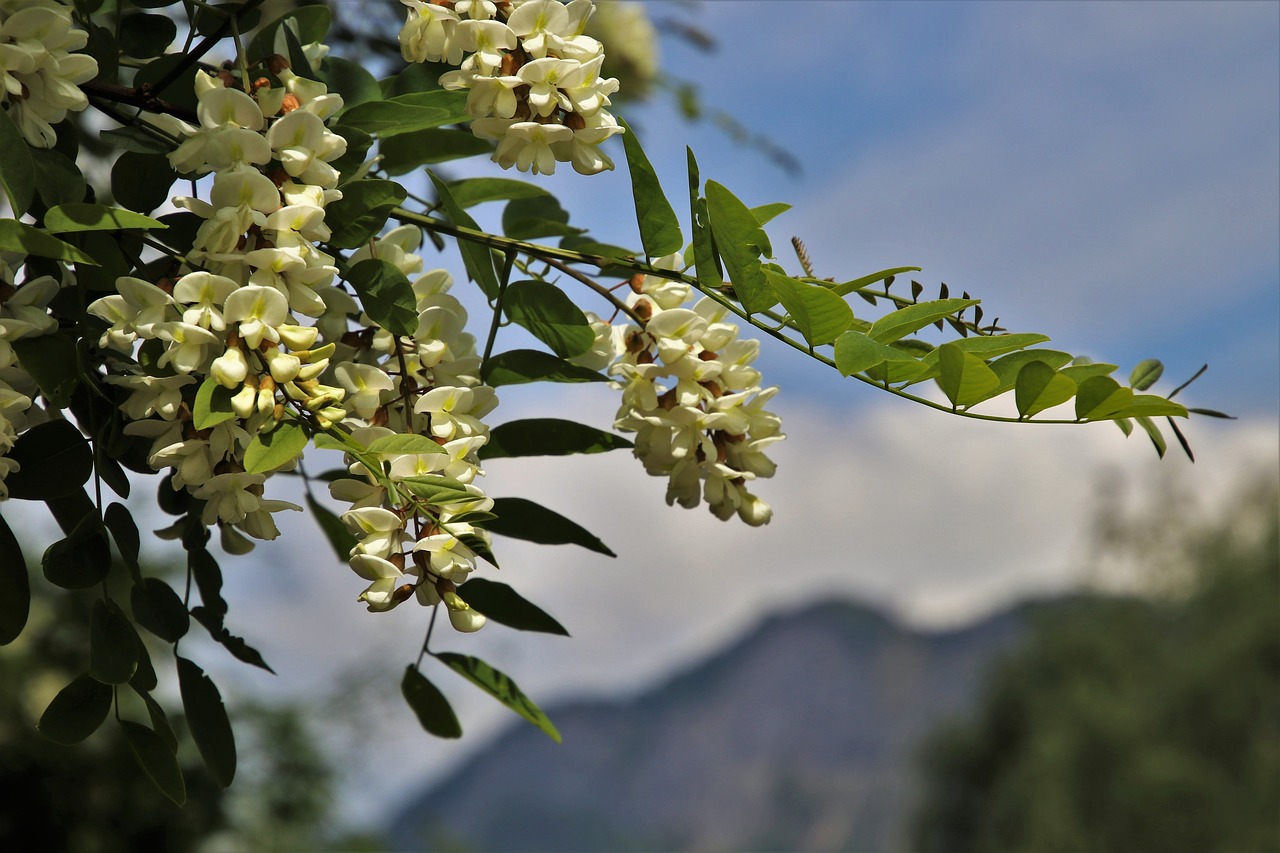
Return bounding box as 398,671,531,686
0,0,97,148
0,253,59,499
324,228,499,625
399,0,624,175
603,255,783,526
85,63,354,544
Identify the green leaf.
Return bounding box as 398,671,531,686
339,90,470,136
189,548,227,617
0,513,28,644
1109,395,1189,420
133,687,178,752
306,493,357,563
192,2,263,37
751,202,792,227
833,330,922,377
481,349,609,386
705,180,774,314
43,513,111,589
366,434,447,456
44,203,166,234
379,128,491,174
485,497,614,556
347,258,418,337
502,280,595,358
456,578,569,636
502,195,581,240
936,343,1002,408
429,171,500,299
90,599,139,685
0,219,97,265
620,116,683,258
1016,361,1078,418
120,720,187,806
12,332,79,408
1129,358,1164,391
444,177,551,209
402,666,463,739
436,652,561,743
1075,375,1134,421
319,55,381,114
190,607,275,673
104,502,142,581
0,108,35,216
920,333,1052,367
324,179,407,249
31,147,86,209
243,421,308,474
110,152,178,213
764,269,854,346
869,298,979,344
38,674,112,745
1059,362,1118,383
177,657,237,788
131,578,189,643
118,12,176,57
687,148,724,293
1134,415,1167,458
192,377,238,430
480,418,632,460
989,349,1074,390
828,266,923,298
398,475,477,506
248,4,330,63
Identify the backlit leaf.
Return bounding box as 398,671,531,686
485,497,614,556
705,180,774,314
38,674,112,745
177,657,236,787
402,666,463,739
620,116,683,258
765,269,853,346
1075,375,1134,421
193,377,238,429
436,652,561,743
90,599,139,685
243,421,308,474
120,720,186,806
1016,361,1078,418
869,298,979,344
44,203,166,233
936,343,1001,408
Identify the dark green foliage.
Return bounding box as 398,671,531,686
911,482,1280,853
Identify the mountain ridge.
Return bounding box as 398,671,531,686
387,596,1057,851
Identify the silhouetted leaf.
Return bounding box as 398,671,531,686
38,674,112,745
402,666,462,738
485,497,614,556
177,657,236,787
456,578,569,636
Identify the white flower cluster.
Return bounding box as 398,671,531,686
0,253,57,498
87,67,354,540
604,255,783,526
326,226,497,626
399,0,623,175
0,0,96,148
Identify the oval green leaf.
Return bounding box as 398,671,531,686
479,418,633,460
456,578,569,636
485,497,614,556
502,280,595,358
705,180,773,314
44,203,166,234
1016,361,1078,419
936,342,1002,408
869,298,979,344
0,108,35,216
243,420,308,474
620,116,683,258
177,656,237,788
764,269,854,346
131,577,189,642
38,674,112,745
366,434,448,456
481,350,609,387
436,652,560,743
1129,358,1164,391
0,219,96,265
429,171,500,298
90,599,139,685
0,513,28,645
402,666,463,739
347,257,418,337
325,179,408,249
120,720,187,806
43,514,111,589
193,377,238,430
833,330,921,378
1075,375,1135,420
339,90,470,136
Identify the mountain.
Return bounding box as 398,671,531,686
387,598,1035,852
